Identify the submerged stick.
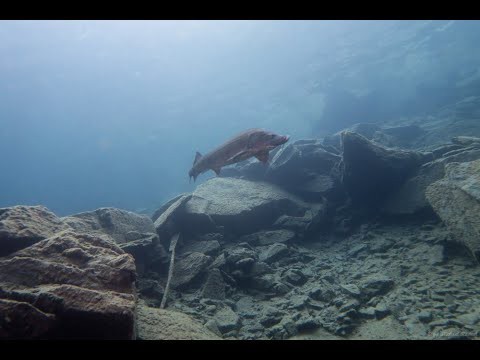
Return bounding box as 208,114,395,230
160,232,180,309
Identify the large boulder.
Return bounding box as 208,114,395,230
323,123,382,150
135,303,221,340
341,131,431,207
372,125,426,149
0,230,137,339
265,140,343,202
426,159,480,262
182,178,316,236
219,158,269,181
323,123,427,151
0,206,71,257
63,207,156,244
63,207,162,274
384,144,480,215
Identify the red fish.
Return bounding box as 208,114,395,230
189,128,289,182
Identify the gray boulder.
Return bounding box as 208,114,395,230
182,178,313,235
171,252,212,289
63,207,156,244
63,207,161,273
372,125,426,149
213,306,240,334
265,140,342,202
219,157,269,181
201,268,226,300
385,145,480,215
426,159,480,262
259,243,289,264
341,131,430,207
323,123,382,150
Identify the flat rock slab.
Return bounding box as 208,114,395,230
136,304,221,340
183,178,310,235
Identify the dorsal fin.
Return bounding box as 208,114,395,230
193,151,203,166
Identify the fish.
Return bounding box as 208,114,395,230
188,128,290,182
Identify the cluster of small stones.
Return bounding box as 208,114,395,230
140,220,480,340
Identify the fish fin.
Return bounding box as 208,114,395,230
255,150,270,164
226,150,252,165
212,167,221,176
193,151,203,166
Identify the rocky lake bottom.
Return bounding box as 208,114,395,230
1,112,480,340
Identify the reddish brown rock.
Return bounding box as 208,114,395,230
0,205,71,256
0,230,137,339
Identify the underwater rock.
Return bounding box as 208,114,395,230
119,233,167,275
135,303,221,340
265,140,343,202
323,123,382,150
426,159,480,262
63,207,156,244
183,178,311,235
0,205,71,257
224,246,258,271
341,131,430,207
260,306,284,328
171,252,212,289
213,305,240,334
272,205,327,236
136,278,164,306
259,243,289,264
63,207,161,275
151,193,190,222
201,269,226,300
359,275,394,300
451,136,480,147
384,144,480,215
372,125,426,149
180,239,221,257
340,283,361,298
153,194,193,243
238,229,296,246
219,157,268,181
0,298,57,338
0,230,136,339
250,274,291,295
282,269,307,286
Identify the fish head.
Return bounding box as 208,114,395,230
252,130,290,149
